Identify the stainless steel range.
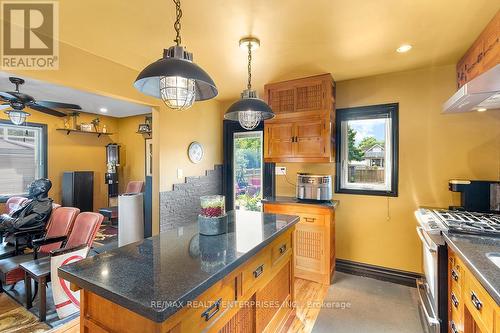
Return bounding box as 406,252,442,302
414,208,500,333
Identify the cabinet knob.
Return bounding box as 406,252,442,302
451,292,459,308
470,291,482,311
201,298,222,322
253,264,264,278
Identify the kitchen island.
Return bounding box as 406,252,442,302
58,210,299,333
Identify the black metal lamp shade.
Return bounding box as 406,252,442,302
134,47,218,101
224,97,275,121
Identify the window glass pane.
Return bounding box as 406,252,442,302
233,131,263,211
0,123,44,196
345,117,389,189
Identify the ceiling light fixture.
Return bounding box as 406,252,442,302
4,110,30,125
224,37,275,130
477,107,487,112
134,0,217,111
99,107,108,113
396,44,412,53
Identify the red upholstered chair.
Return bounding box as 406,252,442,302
125,181,144,194
61,212,104,250
99,180,144,224
0,207,79,288
5,196,29,214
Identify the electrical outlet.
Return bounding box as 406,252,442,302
275,166,287,175
177,168,183,179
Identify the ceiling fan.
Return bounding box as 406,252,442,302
0,77,82,125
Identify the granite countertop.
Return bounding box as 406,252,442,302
443,232,500,305
262,196,339,209
58,210,299,322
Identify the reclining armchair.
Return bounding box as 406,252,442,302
0,207,79,289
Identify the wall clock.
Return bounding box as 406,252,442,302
188,141,204,164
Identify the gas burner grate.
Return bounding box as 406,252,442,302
432,209,500,236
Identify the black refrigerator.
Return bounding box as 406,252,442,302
62,171,94,212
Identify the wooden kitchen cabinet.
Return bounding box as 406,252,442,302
448,249,500,333
456,11,500,88
263,73,335,163
264,202,335,285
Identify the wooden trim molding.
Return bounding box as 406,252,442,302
335,259,422,287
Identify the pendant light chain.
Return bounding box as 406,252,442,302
247,43,252,90
173,0,182,45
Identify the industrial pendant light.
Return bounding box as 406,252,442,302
5,110,30,125
224,37,274,130
134,0,218,110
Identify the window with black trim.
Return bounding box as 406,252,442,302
335,103,398,196
0,120,47,200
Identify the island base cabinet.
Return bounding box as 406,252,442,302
77,227,296,333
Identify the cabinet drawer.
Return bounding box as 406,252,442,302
449,254,463,295
271,232,292,266
241,250,271,296
297,212,325,226
463,272,495,333
182,277,236,333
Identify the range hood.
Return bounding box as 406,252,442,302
443,64,500,113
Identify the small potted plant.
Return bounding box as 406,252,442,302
198,195,227,235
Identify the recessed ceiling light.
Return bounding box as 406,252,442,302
477,107,487,112
99,107,108,113
396,44,412,53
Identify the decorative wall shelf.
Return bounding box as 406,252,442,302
56,128,113,137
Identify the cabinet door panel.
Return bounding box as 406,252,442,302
295,79,325,112
294,120,326,157
268,87,295,114
465,41,485,82
294,223,325,274
481,16,499,73
255,261,291,332
265,123,294,158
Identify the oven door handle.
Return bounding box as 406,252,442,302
416,279,440,327
416,227,437,253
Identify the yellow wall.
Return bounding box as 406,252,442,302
157,101,224,192
117,115,148,193
276,64,500,273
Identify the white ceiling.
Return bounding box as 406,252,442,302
0,71,152,118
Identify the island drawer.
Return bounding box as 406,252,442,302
271,231,292,266
463,269,495,333
181,275,236,333
241,248,272,297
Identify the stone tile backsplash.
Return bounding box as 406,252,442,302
159,165,223,232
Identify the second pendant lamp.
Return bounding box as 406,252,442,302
224,37,274,130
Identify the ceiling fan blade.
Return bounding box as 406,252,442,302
0,91,16,101
8,91,34,103
35,100,81,110
28,103,67,117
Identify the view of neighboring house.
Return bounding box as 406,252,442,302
363,144,385,167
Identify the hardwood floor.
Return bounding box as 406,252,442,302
46,278,328,333
49,317,80,333
286,278,329,333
